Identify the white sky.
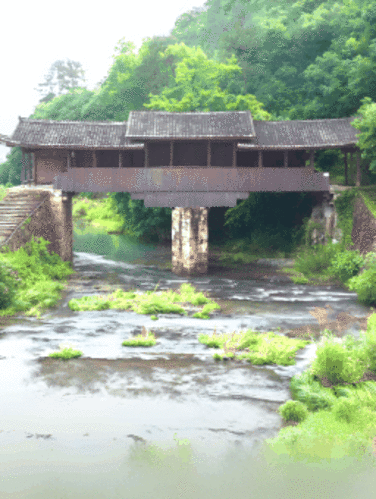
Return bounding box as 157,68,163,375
0,0,207,163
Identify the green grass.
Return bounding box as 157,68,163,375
122,328,157,347
72,195,124,233
48,343,83,360
198,328,311,365
0,236,76,319
68,282,220,319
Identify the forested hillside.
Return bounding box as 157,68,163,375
1,0,376,247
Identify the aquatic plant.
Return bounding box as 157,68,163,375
48,343,83,360
68,282,220,319
199,329,311,365
122,327,157,347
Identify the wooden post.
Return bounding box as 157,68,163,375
145,143,149,167
31,152,35,183
343,150,348,186
170,141,174,166
21,150,26,183
207,140,211,167
119,151,122,168
67,150,71,170
258,150,263,168
356,150,361,186
284,150,288,168
232,142,236,167
92,150,97,168
310,150,314,168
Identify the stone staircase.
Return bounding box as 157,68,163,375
0,189,49,248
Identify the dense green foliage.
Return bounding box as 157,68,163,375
0,237,75,318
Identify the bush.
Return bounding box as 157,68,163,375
332,398,361,424
328,249,365,283
346,268,376,306
278,400,309,423
309,333,370,384
289,370,337,412
0,261,21,310
293,242,339,277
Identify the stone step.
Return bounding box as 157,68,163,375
0,192,48,248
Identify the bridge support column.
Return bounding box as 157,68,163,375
172,207,208,276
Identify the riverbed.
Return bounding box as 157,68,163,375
0,223,375,498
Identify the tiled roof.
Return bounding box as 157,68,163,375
238,117,361,150
126,111,256,139
9,118,143,149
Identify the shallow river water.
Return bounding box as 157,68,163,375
1,224,376,498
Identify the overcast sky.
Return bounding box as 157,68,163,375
0,0,207,163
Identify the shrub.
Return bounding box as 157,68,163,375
0,261,21,310
289,370,338,412
278,400,309,423
309,333,370,384
328,249,365,283
332,398,362,424
346,268,376,306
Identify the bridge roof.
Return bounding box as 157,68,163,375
238,117,361,150
126,111,256,140
0,114,362,150
4,117,143,149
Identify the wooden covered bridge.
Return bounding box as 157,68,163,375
0,111,363,275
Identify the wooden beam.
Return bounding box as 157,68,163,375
207,140,211,167
145,143,149,167
67,150,71,170
356,150,361,186
92,150,97,169
170,141,173,167
232,142,236,167
284,150,288,168
119,151,122,168
343,150,348,186
258,150,263,168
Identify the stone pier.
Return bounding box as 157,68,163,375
172,207,208,276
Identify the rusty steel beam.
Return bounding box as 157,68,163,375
53,167,330,193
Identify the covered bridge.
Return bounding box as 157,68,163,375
0,111,364,275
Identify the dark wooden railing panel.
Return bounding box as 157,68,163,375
54,167,330,193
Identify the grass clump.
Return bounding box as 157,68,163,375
48,343,83,360
68,282,220,319
278,400,309,424
198,328,311,365
0,236,76,318
122,328,157,347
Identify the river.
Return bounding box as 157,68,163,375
0,220,375,498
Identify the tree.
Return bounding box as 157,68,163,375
35,59,87,103
144,43,272,118
352,97,376,173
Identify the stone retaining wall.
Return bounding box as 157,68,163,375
4,187,73,263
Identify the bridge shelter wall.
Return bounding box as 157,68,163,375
237,149,310,168
34,149,68,184
33,148,146,185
